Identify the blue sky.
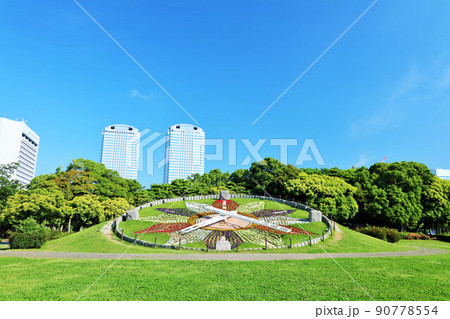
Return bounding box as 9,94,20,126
1,0,450,187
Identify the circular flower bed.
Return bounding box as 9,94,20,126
132,199,322,250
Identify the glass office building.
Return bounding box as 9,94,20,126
101,124,140,180
164,124,205,183
0,117,40,185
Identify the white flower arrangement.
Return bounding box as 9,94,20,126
237,201,265,213
235,229,284,247
140,215,189,224
259,216,309,225
185,202,213,213
166,228,211,245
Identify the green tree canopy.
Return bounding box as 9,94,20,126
0,163,22,211
284,172,359,222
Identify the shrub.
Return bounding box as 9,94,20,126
9,232,46,249
400,231,410,240
355,226,401,243
436,234,450,243
9,217,50,249
13,217,47,234
385,228,402,243
356,226,386,241
407,233,430,240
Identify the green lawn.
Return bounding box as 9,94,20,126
0,253,448,301
396,238,450,251
39,222,195,254
281,222,328,246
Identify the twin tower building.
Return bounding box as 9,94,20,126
0,117,204,186
101,124,205,183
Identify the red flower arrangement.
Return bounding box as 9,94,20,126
253,225,317,235
212,200,239,211
134,223,191,234
407,233,430,240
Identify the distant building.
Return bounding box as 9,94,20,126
100,124,140,180
432,169,450,181
164,124,205,183
0,117,40,185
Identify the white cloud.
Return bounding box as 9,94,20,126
129,89,155,100
355,154,368,167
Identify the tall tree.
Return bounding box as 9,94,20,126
283,172,358,222
1,191,67,229
0,163,22,211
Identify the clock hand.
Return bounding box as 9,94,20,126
206,206,292,233
180,214,229,234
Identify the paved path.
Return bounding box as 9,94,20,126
0,248,446,261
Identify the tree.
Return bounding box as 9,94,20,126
0,163,22,212
67,158,142,201
54,170,96,200
368,162,434,230
1,191,67,230
247,158,286,195
130,190,153,206
147,183,175,199
67,195,104,230
13,217,48,234
284,172,359,222
101,197,132,220
421,177,449,233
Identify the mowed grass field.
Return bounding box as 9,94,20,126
2,221,448,301
0,252,449,301
2,197,449,301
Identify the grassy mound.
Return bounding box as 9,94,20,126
28,197,449,255
39,222,190,254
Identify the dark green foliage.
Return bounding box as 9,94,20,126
384,228,403,243
9,232,46,249
66,158,142,201
356,226,402,243
8,217,48,249
283,172,358,222
435,234,450,243
0,163,22,221
13,217,47,234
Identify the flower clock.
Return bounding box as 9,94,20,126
135,200,316,250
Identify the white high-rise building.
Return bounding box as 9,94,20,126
100,124,140,180
164,124,205,183
0,117,40,185
432,169,450,181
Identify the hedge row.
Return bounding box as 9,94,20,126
9,232,47,249
436,234,450,243
355,226,402,243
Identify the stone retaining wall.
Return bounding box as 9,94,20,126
113,194,335,251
